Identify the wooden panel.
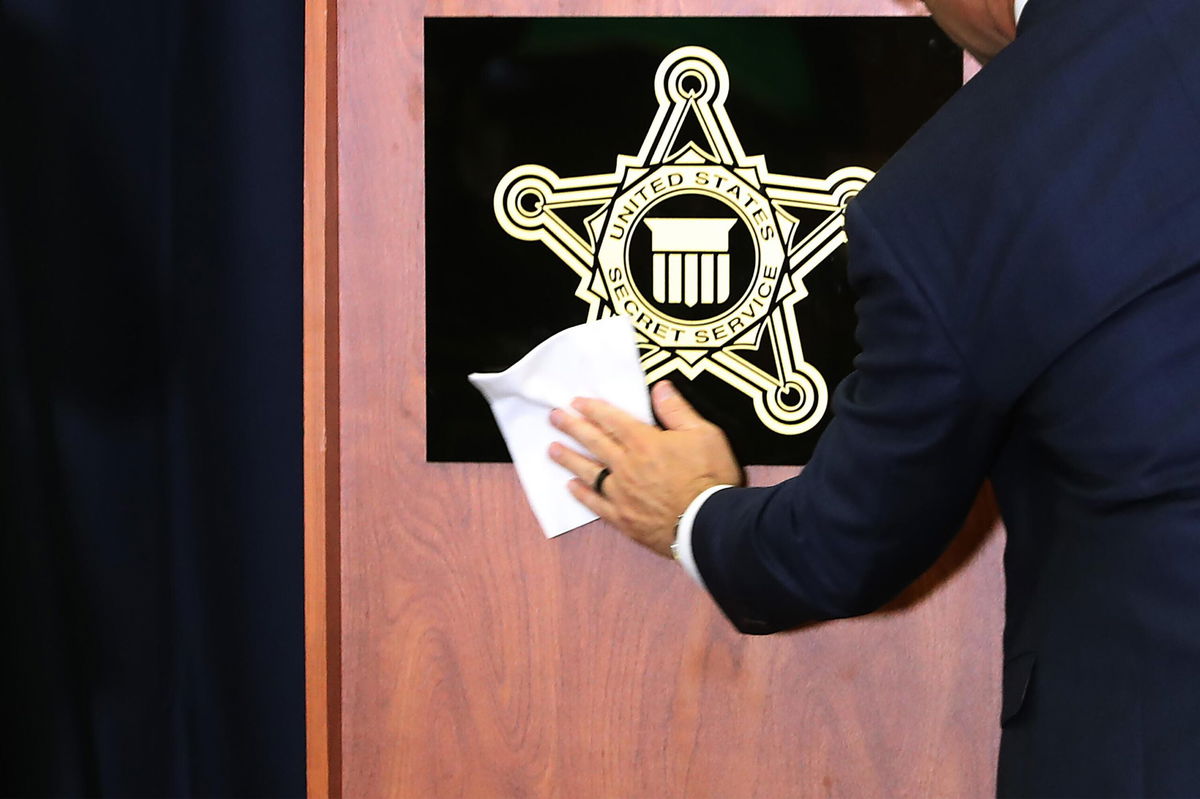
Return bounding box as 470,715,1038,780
320,0,1004,796
304,0,340,795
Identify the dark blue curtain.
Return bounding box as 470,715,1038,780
0,1,304,796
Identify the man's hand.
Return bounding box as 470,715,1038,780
548,381,742,557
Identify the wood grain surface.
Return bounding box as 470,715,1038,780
304,0,340,794
311,1,1005,796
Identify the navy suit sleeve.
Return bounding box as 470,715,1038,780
691,202,1007,634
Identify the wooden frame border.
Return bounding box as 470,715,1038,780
304,0,341,796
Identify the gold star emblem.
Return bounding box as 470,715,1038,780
496,46,873,434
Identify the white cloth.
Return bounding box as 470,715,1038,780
1015,0,1029,25
469,317,653,538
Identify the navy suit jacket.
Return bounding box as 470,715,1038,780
691,0,1200,794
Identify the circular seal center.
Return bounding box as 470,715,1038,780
627,194,756,323
595,164,785,351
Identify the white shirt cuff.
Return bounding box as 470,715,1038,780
674,484,734,588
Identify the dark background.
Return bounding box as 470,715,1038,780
0,0,304,796
425,17,963,465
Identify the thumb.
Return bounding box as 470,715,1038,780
651,381,708,431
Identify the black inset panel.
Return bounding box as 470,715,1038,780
425,17,962,464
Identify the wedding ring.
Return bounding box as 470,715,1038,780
593,466,612,496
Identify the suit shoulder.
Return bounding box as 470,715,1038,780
849,4,1200,402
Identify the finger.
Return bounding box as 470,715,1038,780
566,477,619,523
651,380,709,431
550,408,623,464
548,441,604,483
571,397,654,443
